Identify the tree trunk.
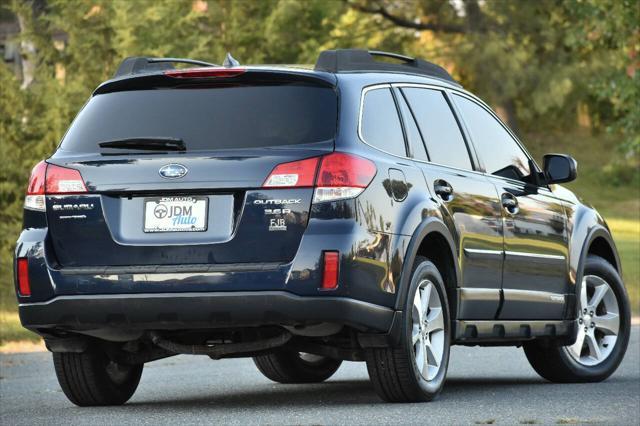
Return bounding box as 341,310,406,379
503,99,520,136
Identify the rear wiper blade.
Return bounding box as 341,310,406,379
98,137,186,151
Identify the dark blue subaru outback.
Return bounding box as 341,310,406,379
15,49,630,405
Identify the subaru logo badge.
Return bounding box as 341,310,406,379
159,164,188,179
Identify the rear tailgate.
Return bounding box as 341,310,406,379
45,69,337,268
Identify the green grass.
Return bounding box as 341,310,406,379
0,311,40,344
608,219,640,312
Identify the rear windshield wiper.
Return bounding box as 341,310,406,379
98,137,186,151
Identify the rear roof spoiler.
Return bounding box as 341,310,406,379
113,57,218,78
314,49,460,86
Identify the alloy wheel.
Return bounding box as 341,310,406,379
564,275,620,366
411,279,446,380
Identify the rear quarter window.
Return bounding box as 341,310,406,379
360,88,406,157
59,84,338,153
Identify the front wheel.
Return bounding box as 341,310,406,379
53,350,143,406
524,255,631,382
365,257,451,402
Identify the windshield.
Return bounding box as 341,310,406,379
59,84,337,152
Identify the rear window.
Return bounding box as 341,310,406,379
59,85,337,152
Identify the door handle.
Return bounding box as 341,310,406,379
434,180,454,202
501,193,519,215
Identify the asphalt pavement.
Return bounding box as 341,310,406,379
1,327,639,425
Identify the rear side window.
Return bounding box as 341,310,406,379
59,85,337,152
402,88,472,170
453,94,531,181
360,88,406,157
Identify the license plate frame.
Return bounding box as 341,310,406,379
143,196,208,233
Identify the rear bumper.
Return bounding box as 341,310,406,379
19,291,395,334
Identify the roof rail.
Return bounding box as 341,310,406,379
113,57,218,78
314,49,459,86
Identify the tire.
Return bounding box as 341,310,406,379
365,257,451,402
253,350,342,383
524,255,631,383
53,350,143,406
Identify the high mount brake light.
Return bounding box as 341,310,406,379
24,161,87,212
262,153,376,203
164,67,247,78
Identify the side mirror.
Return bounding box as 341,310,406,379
543,154,577,184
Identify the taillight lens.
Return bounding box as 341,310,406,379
24,161,87,211
313,153,376,203
321,251,339,290
24,161,47,211
164,67,246,78
17,258,31,296
263,157,320,188
262,153,376,203
45,164,88,194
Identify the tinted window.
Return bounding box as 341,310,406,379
60,85,337,152
453,94,531,181
396,91,428,161
402,88,472,170
361,88,406,157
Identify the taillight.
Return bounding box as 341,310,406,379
45,164,88,194
24,161,47,211
313,153,376,203
262,153,376,203
17,258,31,296
164,67,246,78
321,251,339,290
263,157,320,188
24,161,87,212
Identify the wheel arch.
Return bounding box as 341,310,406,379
577,226,621,286
394,218,460,313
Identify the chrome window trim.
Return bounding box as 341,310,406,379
357,83,486,177
356,81,554,190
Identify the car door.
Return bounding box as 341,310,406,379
396,86,505,320
452,93,570,320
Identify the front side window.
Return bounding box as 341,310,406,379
361,88,407,157
453,94,531,181
402,88,473,170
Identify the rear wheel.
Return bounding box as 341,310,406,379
524,255,630,382
53,351,143,406
365,257,451,402
253,350,342,383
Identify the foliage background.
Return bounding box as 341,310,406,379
1,0,638,340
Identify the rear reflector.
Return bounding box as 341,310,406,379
45,164,88,194
17,258,31,296
321,251,339,290
262,153,376,203
164,67,246,78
